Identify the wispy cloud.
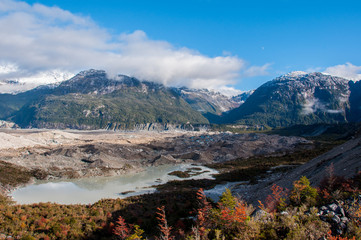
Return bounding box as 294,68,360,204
301,98,324,115
0,0,270,90
301,97,344,115
323,62,361,81
242,63,271,78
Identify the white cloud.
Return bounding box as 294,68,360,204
323,62,361,81
0,62,18,74
0,0,270,90
215,86,244,97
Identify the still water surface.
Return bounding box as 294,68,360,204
11,164,218,205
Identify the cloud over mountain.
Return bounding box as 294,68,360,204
0,0,270,90
324,63,361,81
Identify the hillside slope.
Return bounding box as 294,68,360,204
235,132,361,204
0,84,56,120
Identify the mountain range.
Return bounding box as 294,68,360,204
0,70,360,130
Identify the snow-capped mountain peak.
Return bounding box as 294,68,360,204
285,71,308,77
0,69,75,94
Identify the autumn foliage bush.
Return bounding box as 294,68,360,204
290,176,318,207
319,164,361,203
113,216,131,239
156,205,174,240
264,184,288,212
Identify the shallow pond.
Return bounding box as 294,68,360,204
11,164,218,205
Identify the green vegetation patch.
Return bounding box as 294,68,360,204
0,161,33,188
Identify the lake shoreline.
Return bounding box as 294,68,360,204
9,164,218,205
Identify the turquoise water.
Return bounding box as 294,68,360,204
10,164,218,205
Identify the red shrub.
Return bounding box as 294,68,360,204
156,205,174,240
113,216,130,239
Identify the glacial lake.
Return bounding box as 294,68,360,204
10,164,218,205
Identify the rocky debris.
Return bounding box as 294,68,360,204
175,152,201,160
0,129,81,150
252,197,358,237
149,132,311,164
318,202,348,235
0,129,311,181
150,155,181,166
0,120,18,129
0,233,12,240
106,122,208,131
1,143,147,179
250,209,271,222
317,196,361,236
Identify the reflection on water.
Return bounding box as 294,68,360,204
11,164,218,205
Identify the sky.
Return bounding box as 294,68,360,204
0,0,361,93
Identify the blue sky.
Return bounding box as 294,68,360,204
1,0,361,92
